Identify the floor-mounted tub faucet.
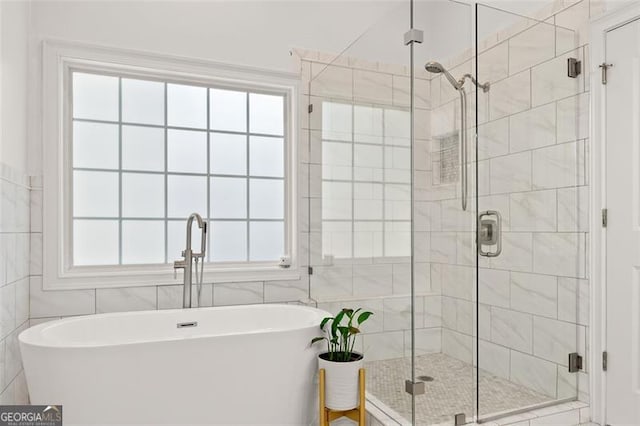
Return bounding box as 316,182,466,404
173,213,207,308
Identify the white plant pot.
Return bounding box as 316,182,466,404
318,352,364,411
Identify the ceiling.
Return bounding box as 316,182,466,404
30,0,556,73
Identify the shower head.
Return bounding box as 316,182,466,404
425,61,462,90
424,61,445,74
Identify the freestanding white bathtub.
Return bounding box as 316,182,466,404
19,303,329,425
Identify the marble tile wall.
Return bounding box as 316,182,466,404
430,0,595,406
29,270,310,319
0,163,31,404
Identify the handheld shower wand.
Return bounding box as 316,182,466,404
425,61,463,90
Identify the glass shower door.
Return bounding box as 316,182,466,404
411,0,477,424
306,2,419,423
475,1,587,420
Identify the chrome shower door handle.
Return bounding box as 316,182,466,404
478,210,502,257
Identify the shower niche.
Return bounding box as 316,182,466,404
433,132,459,186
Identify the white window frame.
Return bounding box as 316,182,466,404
42,40,300,290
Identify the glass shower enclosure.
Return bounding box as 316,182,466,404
303,0,587,423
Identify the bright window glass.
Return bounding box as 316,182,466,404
71,71,287,266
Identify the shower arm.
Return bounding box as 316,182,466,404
461,73,490,93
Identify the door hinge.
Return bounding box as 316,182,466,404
308,104,313,114
404,379,425,396
603,351,608,371
599,63,613,85
568,352,583,373
308,266,313,275
403,28,424,46
454,413,466,426
602,208,608,227
567,58,582,78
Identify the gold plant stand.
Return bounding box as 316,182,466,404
319,368,365,426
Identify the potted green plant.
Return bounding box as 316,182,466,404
311,308,373,411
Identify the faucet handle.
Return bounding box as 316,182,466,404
173,261,184,280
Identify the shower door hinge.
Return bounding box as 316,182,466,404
603,351,608,371
567,58,582,78
308,104,313,114
599,63,613,85
403,29,424,45
568,353,583,373
404,379,425,396
602,208,608,227
308,266,313,275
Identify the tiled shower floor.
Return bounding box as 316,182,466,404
366,353,555,425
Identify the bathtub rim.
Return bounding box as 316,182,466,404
20,303,330,349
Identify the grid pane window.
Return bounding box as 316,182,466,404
211,221,247,262
167,83,207,129
122,78,164,125
71,71,286,266
210,177,246,219
122,221,165,264
73,220,119,266
122,173,164,218
210,89,247,132
210,133,246,175
167,129,207,173
73,73,119,121
73,122,119,169
122,125,164,172
249,93,284,135
321,101,411,259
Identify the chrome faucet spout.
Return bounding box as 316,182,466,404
174,213,208,308
186,213,206,256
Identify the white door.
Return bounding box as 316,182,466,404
605,16,640,426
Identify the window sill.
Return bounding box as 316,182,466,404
43,263,302,291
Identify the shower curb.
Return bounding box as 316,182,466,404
366,398,590,426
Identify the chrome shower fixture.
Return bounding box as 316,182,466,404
424,60,491,211
424,61,463,90
424,61,490,93
461,73,491,93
